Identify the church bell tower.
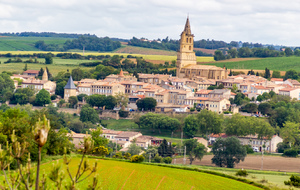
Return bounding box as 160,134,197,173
176,17,197,77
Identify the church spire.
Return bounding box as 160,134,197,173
183,16,191,35
42,68,48,81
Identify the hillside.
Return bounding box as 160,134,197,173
0,36,69,51
114,45,177,56
12,157,263,190
204,56,300,72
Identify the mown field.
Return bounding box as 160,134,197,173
0,157,264,190
0,37,70,51
205,56,300,72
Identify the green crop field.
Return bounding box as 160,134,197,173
206,56,300,72
0,57,96,76
0,157,263,189
0,37,70,51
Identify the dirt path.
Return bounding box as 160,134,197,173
174,155,300,172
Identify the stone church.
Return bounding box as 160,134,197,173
176,17,228,80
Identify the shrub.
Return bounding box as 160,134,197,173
131,155,144,163
119,110,129,118
283,149,298,157
284,175,300,187
124,152,131,160
190,107,195,112
236,169,248,177
244,145,254,154
153,154,163,163
163,157,172,164
113,152,123,159
138,155,145,163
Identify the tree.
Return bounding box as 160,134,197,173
281,122,300,147
258,102,271,115
211,137,247,168
184,139,207,164
35,89,51,106
264,68,271,79
0,73,15,102
184,115,198,138
294,49,300,56
45,53,53,64
104,95,117,110
68,96,78,108
284,69,298,80
127,143,141,156
256,95,264,102
71,68,84,81
158,139,174,157
86,94,106,108
79,105,99,124
214,50,226,61
243,103,258,113
91,128,108,147
197,110,223,136
136,97,157,111
58,99,65,108
285,47,293,56
77,94,88,102
272,70,281,78
55,81,67,98
114,92,129,110
228,48,238,58
23,63,28,71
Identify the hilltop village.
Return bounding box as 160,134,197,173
11,18,299,114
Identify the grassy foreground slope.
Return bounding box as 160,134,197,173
205,56,300,71
36,157,262,190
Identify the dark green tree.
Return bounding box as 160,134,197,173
45,53,53,64
272,70,281,78
104,95,117,110
68,96,78,108
136,97,157,111
71,68,84,81
184,115,198,138
55,81,67,98
284,69,298,80
79,105,99,124
183,139,207,165
86,94,106,108
243,103,258,113
211,137,247,168
77,94,88,102
214,50,226,61
35,89,51,106
284,47,293,56
158,139,174,157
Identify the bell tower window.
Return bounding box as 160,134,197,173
186,38,188,43
189,46,191,50
189,38,191,43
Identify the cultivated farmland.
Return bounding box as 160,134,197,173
205,56,300,72
3,157,263,190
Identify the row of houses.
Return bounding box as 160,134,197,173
194,134,283,153
69,129,163,151
69,130,283,153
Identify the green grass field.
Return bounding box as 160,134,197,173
0,57,95,75
206,56,300,72
0,157,264,190
0,37,70,51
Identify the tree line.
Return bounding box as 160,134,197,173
0,32,96,38
35,36,121,52
214,47,299,61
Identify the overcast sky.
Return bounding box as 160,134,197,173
1,0,300,46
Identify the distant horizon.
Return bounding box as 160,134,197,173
0,31,293,48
